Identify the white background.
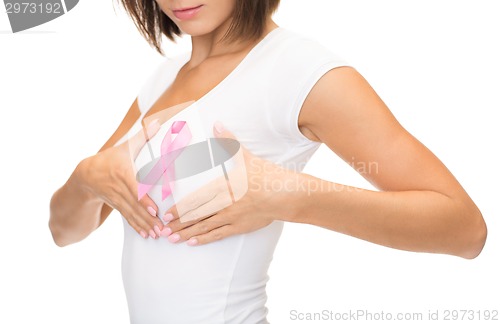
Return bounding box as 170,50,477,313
1,0,499,323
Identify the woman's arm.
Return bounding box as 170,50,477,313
49,99,164,246
162,67,486,259
288,66,486,259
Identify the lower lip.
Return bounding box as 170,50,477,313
173,5,203,20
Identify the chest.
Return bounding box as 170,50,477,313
141,54,248,125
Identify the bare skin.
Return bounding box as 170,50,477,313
49,2,486,259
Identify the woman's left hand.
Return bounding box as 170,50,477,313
162,121,300,246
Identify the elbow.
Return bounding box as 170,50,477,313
49,193,72,248
456,208,487,260
48,218,71,248
49,192,67,247
49,220,89,247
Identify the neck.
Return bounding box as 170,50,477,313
188,17,278,67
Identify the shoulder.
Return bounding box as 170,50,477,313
299,63,394,144
271,28,348,68
265,28,351,95
263,28,353,141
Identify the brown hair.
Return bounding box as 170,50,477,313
117,0,281,55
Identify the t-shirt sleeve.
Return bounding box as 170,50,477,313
267,36,351,144
288,51,350,142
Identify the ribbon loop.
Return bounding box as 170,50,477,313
137,120,192,201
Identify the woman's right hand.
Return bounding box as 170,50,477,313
76,119,167,239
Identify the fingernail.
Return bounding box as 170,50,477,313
147,206,157,217
187,238,198,246
160,227,172,237
214,121,224,134
154,225,161,237
149,229,157,239
163,213,174,222
168,233,180,243
140,230,148,239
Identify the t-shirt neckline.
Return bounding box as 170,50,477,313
140,26,285,124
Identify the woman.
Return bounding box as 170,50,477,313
49,0,487,323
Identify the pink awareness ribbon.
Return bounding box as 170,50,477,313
137,120,192,201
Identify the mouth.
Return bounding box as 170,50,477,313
172,5,203,20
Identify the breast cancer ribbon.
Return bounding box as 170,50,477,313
137,121,192,201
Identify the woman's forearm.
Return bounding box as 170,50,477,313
49,160,105,247
284,173,487,259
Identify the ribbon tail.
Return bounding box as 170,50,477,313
161,172,173,200
162,154,175,200
137,152,178,201
159,121,192,201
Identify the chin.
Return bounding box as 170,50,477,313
176,22,218,38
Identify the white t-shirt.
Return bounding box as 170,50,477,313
115,26,350,324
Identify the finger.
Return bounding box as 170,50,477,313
111,195,152,239
113,203,145,238
129,197,164,239
179,191,233,223
186,225,234,246
165,212,215,235
163,175,227,220
116,193,160,239
125,118,161,159
168,214,229,244
123,174,164,239
139,194,158,218
139,194,162,236
163,204,178,223
175,177,228,219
